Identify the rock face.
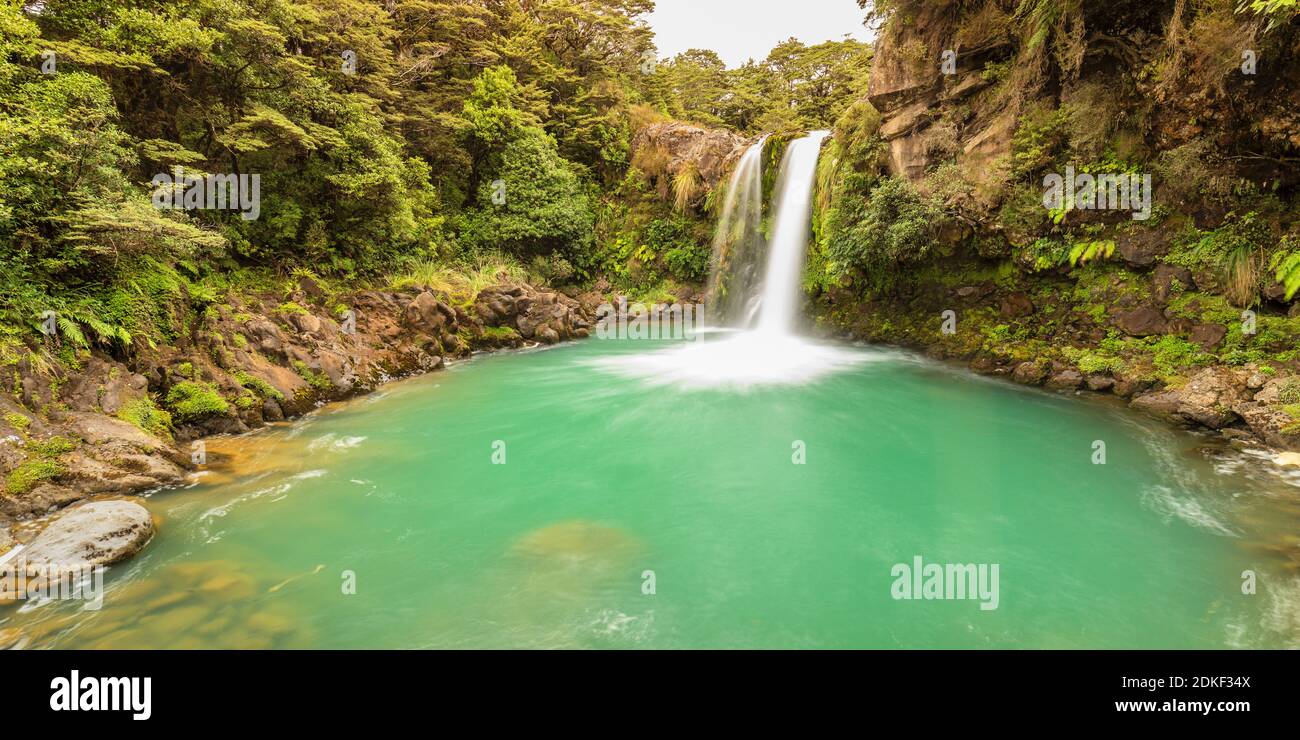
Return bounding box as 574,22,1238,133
0,277,600,522
630,122,746,191
15,500,154,567
865,6,1014,189
1129,368,1248,429
1114,306,1168,337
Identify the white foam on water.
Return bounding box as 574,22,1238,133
587,332,874,391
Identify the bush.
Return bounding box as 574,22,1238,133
825,176,943,279
458,127,595,260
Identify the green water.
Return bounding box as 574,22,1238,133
6,337,1300,649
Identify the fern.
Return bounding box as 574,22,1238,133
1068,239,1116,266
1271,250,1300,301
55,316,88,348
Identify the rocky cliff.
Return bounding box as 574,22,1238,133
0,279,601,555
811,1,1300,455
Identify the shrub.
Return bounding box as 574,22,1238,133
825,176,943,279
458,127,595,259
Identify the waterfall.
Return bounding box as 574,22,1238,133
706,137,767,326
755,131,829,335
590,129,866,389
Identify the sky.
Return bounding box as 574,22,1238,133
646,0,872,68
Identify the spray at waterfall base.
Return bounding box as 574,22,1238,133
595,299,706,340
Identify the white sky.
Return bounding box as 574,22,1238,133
646,0,872,68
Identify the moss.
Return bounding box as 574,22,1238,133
165,381,229,421
291,361,331,391
117,397,174,439
276,302,309,316
231,333,248,349
175,361,194,379
4,412,30,432
235,392,258,409
26,435,77,457
1278,378,1300,405
1150,335,1213,379
1071,350,1125,375
232,370,284,401
5,458,64,495
482,326,520,341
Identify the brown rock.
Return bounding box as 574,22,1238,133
1152,264,1195,303
1114,306,1168,337
1129,367,1248,429
1012,361,1049,386
1045,370,1084,391
999,292,1035,319
1189,323,1227,350
1085,375,1116,392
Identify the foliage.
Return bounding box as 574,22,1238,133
824,176,943,283
117,397,174,439
164,380,229,421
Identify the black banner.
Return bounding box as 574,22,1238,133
4,649,1288,726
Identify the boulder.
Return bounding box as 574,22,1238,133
1152,263,1195,303
1189,322,1227,350
999,292,1035,319
1085,374,1116,392
13,500,154,567
288,312,322,335
1115,229,1171,268
1012,361,1049,386
1045,370,1084,391
1129,367,1248,429
1231,402,1300,450
403,292,455,336
1114,306,1168,337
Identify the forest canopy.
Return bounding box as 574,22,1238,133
0,0,872,354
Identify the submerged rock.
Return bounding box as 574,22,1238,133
512,521,639,566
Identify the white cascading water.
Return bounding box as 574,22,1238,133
755,130,829,335
590,130,868,390
706,136,767,326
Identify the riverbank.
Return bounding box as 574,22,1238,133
0,275,603,557
813,259,1300,460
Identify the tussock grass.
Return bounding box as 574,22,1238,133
388,251,529,305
